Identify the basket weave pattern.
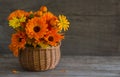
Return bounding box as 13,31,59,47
19,45,60,71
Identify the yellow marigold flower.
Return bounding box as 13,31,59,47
58,15,70,31
38,42,50,48
19,16,26,22
9,17,26,28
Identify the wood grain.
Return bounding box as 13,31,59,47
1,0,120,55
0,55,120,77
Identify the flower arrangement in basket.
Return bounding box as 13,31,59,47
8,6,70,71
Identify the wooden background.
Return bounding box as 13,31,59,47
1,0,120,56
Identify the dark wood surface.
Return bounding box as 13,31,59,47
0,55,120,77
1,1,120,76
1,0,120,55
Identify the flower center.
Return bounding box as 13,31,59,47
48,36,54,41
34,26,41,32
18,38,22,42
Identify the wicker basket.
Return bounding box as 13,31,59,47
18,45,61,71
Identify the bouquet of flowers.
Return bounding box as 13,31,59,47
8,6,70,57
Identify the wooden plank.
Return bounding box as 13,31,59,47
51,0,117,16
1,55,120,77
61,15,120,55
1,0,120,55
0,0,117,15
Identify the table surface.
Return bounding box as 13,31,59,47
0,55,120,77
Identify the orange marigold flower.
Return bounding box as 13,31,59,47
44,29,64,46
50,17,58,27
34,11,43,17
8,6,70,57
40,6,48,12
8,10,29,20
9,32,26,57
9,44,18,57
42,12,58,30
25,17,48,40
42,12,54,20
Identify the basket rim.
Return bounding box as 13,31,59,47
23,43,61,49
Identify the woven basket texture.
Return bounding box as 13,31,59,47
19,45,60,71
